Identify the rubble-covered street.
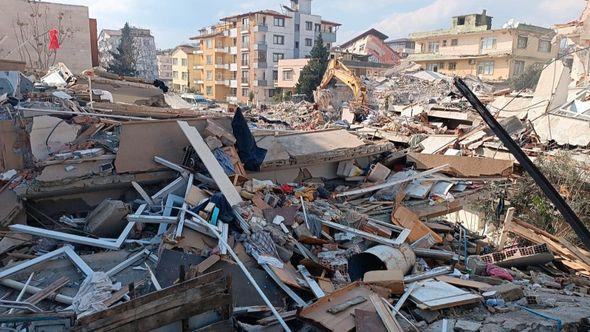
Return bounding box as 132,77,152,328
1,1,590,332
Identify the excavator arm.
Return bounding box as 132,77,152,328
319,58,367,106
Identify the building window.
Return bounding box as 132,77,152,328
315,24,321,32
206,71,213,80
295,24,300,32
283,70,293,81
181,59,187,66
182,72,188,80
206,86,212,95
241,70,249,84
305,21,313,31
242,17,249,27
305,38,313,47
273,17,285,27
426,63,439,72
517,36,528,49
477,61,494,75
172,58,178,65
442,40,447,47
272,53,284,62
427,41,439,53
242,88,249,97
216,72,223,80
205,39,212,48
451,39,458,46
273,35,285,45
295,41,299,49
273,70,278,81
269,89,276,98
173,71,178,78
480,37,497,51
216,56,223,64
448,62,457,70
538,40,551,53
206,55,212,65
241,53,249,66
514,60,525,75
242,35,250,46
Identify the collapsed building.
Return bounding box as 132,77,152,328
1,6,590,332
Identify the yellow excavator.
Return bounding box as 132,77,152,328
314,58,368,117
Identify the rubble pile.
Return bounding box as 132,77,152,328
1,58,590,332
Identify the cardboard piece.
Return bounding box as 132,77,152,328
363,270,404,295
407,153,513,177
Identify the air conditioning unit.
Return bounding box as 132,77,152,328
468,59,476,65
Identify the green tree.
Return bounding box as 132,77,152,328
296,34,330,101
109,23,137,77
248,90,255,104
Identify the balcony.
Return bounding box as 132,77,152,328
229,63,238,71
214,47,229,53
241,61,250,68
253,62,267,69
229,28,237,38
195,80,204,84
253,42,267,51
254,24,268,33
241,79,249,86
229,80,238,88
253,80,268,87
194,50,204,54
214,64,229,70
215,79,229,85
229,46,238,55
227,96,238,103
194,65,204,70
316,31,337,44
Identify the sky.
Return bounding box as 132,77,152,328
57,0,586,49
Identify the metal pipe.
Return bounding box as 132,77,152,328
454,77,590,250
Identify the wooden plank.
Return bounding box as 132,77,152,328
434,276,491,291
24,277,70,305
392,205,442,244
195,255,221,275
103,279,146,307
369,294,403,332
178,121,243,206
77,270,231,331
497,207,515,249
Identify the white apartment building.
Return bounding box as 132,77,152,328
98,28,158,81
217,0,339,104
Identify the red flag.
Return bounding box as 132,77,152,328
48,28,60,50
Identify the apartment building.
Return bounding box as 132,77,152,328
190,0,339,104
190,24,234,102
340,29,400,65
277,58,309,94
407,10,557,81
387,38,416,58
157,51,173,86
170,45,195,93
99,28,158,81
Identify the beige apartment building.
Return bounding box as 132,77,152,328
189,0,339,104
408,11,557,81
277,58,309,94
171,45,195,93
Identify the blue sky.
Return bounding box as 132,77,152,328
58,0,586,49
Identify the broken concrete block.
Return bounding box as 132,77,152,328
362,270,404,294
367,163,391,182
413,308,440,323
205,136,223,150
205,120,236,146
482,283,524,302
84,199,131,237
454,320,482,332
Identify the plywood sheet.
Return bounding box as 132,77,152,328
410,280,482,310
408,153,513,177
